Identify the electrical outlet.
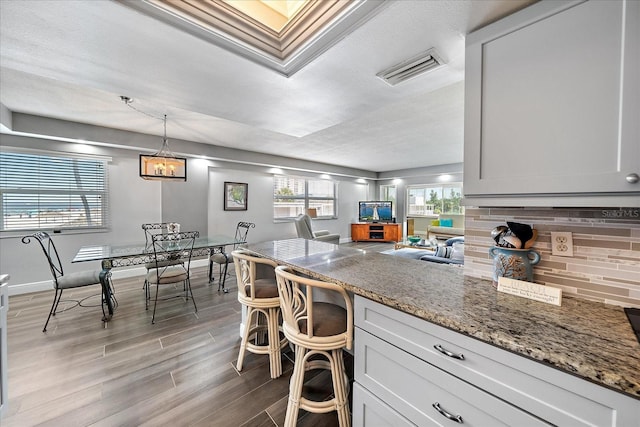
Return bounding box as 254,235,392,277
551,231,573,256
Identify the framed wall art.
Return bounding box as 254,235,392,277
224,181,248,211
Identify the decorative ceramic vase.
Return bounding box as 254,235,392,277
489,246,541,286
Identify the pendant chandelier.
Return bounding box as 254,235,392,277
121,96,187,181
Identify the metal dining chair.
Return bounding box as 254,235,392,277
142,222,181,250
209,221,255,291
141,223,184,290
22,231,115,332
145,230,198,324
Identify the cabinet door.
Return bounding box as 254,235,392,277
383,225,400,242
351,224,368,241
464,0,640,199
0,281,7,418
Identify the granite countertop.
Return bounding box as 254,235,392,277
244,238,640,400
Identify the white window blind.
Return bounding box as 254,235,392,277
273,175,337,220
0,150,109,232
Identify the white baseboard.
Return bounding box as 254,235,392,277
8,258,210,296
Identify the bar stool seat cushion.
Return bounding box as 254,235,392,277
245,279,279,298
300,302,347,337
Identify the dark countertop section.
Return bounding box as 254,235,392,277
244,238,640,400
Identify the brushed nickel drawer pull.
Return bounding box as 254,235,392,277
433,402,464,423
434,344,465,360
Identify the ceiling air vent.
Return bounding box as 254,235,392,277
377,48,445,86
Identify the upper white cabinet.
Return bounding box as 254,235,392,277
464,0,640,206
0,275,7,419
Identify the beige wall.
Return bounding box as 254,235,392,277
464,207,640,308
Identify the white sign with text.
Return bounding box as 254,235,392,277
497,277,562,306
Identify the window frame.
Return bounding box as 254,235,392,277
0,148,110,234
406,182,464,217
379,184,397,217
273,175,338,221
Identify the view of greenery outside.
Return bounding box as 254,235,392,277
407,184,463,216
429,187,462,214
273,176,336,219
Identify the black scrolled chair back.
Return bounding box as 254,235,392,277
151,230,199,268
235,222,256,243
21,231,64,288
142,222,172,250
209,221,255,291
22,231,108,332
147,230,199,324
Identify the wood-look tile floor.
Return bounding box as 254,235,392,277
3,253,384,427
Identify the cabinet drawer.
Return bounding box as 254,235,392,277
355,328,547,426
355,295,638,426
352,382,414,427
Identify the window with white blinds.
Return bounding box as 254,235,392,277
273,175,337,220
0,150,109,232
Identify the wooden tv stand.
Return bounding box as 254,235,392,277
351,223,401,242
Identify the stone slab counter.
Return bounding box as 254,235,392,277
244,238,640,400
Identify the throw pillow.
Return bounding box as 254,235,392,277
439,218,453,227
451,243,464,261
435,246,452,258
431,219,440,226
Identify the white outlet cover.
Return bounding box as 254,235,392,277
551,231,574,257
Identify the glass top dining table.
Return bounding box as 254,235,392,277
72,234,244,268
72,234,244,321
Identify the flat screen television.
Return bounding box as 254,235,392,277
359,201,393,223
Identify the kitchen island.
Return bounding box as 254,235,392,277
245,239,639,425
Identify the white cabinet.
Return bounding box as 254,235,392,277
352,383,414,427
0,275,8,419
353,295,640,427
464,0,640,206
355,329,547,426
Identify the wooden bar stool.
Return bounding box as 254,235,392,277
232,249,287,379
275,265,353,427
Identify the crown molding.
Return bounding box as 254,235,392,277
117,0,390,76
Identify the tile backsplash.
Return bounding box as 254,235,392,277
464,207,640,308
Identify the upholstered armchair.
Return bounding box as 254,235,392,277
293,214,340,245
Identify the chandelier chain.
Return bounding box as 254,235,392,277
120,96,165,122
120,96,174,156
122,95,186,181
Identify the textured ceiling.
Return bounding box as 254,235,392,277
0,0,535,173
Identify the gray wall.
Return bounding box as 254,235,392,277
1,115,459,293
204,162,369,244
0,134,161,291
0,119,375,293
376,163,464,234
